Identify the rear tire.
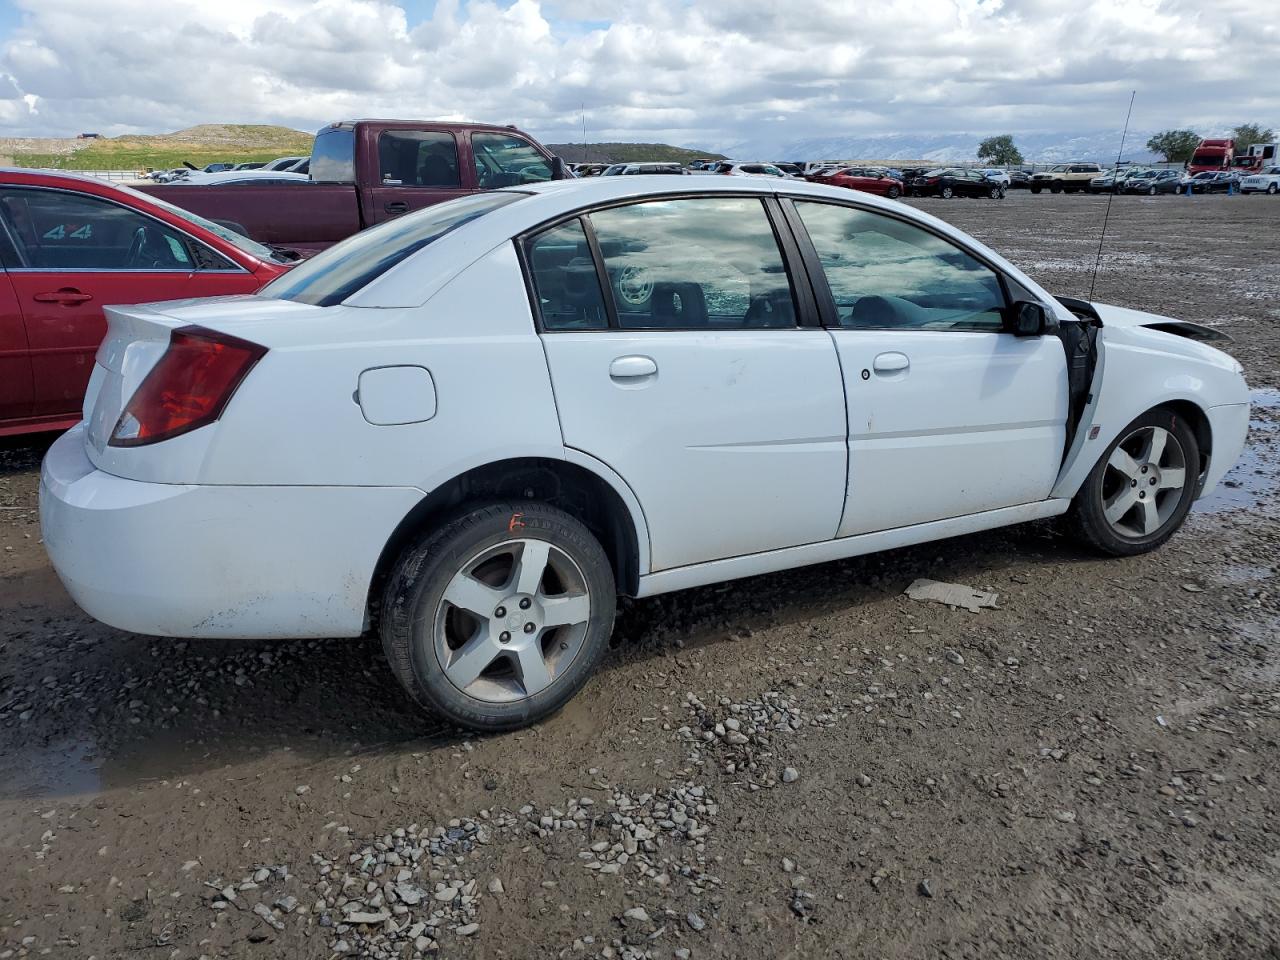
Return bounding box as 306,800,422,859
381,501,616,731
1269,183,1278,195
1066,408,1199,557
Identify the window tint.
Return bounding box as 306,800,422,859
0,188,195,271
378,131,460,188
310,127,356,183
794,201,1007,332
587,197,797,330
473,133,552,188
262,191,523,307
526,220,608,331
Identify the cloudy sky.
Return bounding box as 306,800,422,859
0,0,1275,149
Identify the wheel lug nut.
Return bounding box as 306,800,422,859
1138,492,1145,499
1149,478,1157,485
1130,479,1137,487
519,598,531,610
495,606,506,618
1141,465,1148,474
524,622,536,634
499,631,511,643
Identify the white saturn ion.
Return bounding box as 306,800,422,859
41,176,1250,731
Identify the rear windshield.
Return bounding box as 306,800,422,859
261,191,525,307
310,127,356,183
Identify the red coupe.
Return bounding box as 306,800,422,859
0,170,292,437
808,166,904,199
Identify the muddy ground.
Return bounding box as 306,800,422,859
1,193,1278,960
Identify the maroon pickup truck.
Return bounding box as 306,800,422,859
139,119,568,252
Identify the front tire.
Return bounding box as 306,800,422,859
940,186,954,199
886,185,901,199
1067,408,1199,557
1031,185,1042,194
381,502,616,731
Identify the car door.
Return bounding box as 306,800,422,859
524,196,848,571
785,199,1068,536
366,129,469,226
0,186,207,420
0,269,33,426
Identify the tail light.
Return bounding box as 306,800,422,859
110,326,266,447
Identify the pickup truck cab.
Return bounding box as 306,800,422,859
140,120,567,253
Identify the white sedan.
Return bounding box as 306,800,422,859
40,176,1250,731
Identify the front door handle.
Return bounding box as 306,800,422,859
384,201,410,214
609,356,658,380
872,351,910,374
34,288,93,305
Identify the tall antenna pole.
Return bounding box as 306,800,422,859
1089,90,1136,301
581,104,589,165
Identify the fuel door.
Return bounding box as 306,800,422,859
357,365,437,425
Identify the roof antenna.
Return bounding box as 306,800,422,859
1089,90,1136,301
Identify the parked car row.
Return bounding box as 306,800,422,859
145,155,309,184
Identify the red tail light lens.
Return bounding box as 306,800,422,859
109,326,266,447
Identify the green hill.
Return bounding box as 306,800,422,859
13,124,315,171
547,142,726,165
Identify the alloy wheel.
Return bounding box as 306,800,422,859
433,538,592,703
1100,425,1187,538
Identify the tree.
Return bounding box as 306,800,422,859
976,135,1023,165
1232,123,1275,151
1146,130,1200,163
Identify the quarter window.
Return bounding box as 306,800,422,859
526,219,609,331
377,131,461,188
472,133,553,188
586,197,797,330
793,201,1007,331
0,188,195,271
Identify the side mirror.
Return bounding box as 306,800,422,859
1009,300,1059,336
550,156,572,180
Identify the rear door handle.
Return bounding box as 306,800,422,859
34,288,93,305
609,356,658,380
384,201,410,214
872,352,910,374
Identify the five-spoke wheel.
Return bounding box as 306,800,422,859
1069,408,1200,556
381,502,615,730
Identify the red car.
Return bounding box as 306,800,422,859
808,166,904,199
0,170,292,437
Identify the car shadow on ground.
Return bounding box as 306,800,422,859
1,514,1109,800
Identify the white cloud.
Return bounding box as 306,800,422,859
0,0,1275,148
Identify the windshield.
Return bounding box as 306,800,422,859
115,184,283,262
261,191,525,307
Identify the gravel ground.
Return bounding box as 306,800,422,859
1,193,1278,960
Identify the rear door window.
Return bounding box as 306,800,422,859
377,131,461,188
526,219,609,331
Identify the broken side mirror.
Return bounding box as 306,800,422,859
1010,300,1059,336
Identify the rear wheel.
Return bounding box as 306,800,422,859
381,502,616,731
1051,181,1064,193
1067,408,1199,557
1269,183,1278,195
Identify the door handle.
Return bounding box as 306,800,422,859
34,288,93,305
384,201,410,214
872,352,910,374
609,356,658,380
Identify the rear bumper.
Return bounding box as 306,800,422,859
40,425,423,639
1201,402,1250,497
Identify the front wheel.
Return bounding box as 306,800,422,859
381,501,616,731
940,186,954,199
886,185,901,199
1030,185,1042,194
1067,408,1199,557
